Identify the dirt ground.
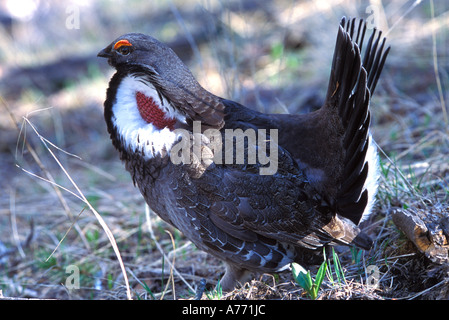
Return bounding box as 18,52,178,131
0,0,448,300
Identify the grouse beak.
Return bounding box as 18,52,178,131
97,47,112,58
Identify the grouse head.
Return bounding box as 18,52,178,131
98,33,197,94
98,33,224,145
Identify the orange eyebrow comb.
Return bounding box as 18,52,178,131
113,39,132,50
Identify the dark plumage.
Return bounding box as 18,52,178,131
98,17,389,291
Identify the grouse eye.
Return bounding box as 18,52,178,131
113,39,133,56
117,46,131,55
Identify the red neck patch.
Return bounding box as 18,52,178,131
135,91,176,130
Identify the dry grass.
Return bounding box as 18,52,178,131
0,0,448,300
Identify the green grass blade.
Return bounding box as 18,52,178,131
332,248,346,285
314,260,327,294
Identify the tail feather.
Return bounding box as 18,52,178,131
342,17,390,95
325,25,361,111
325,17,390,225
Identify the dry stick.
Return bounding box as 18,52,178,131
383,0,448,131
144,204,195,294
26,119,132,299
395,130,442,161
46,208,86,262
2,99,132,299
384,0,423,37
160,230,176,300
405,278,447,300
9,188,25,258
2,98,91,252
374,141,425,204
430,0,449,131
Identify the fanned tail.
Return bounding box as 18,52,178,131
324,17,390,225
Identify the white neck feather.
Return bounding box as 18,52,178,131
112,75,186,159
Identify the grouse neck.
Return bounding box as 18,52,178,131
111,74,186,159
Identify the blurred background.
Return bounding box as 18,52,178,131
0,0,448,299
